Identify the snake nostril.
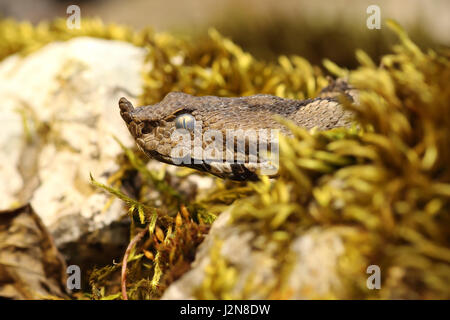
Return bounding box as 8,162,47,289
141,124,152,134
141,120,158,134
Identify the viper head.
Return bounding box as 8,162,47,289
119,93,281,181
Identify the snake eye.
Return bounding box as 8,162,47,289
175,113,195,131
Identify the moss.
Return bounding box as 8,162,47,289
1,17,448,299
202,20,450,299
193,241,239,300
140,28,328,105
0,19,136,62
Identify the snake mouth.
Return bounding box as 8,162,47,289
145,147,261,181
150,153,259,181
140,143,257,181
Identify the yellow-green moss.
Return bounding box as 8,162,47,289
204,20,450,299
1,17,448,299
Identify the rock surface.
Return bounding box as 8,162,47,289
162,208,352,299
0,37,145,251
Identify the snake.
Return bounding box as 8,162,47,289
118,79,356,181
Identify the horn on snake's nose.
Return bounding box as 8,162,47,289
119,97,134,124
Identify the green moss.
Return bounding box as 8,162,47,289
203,20,450,299
1,17,448,299
194,241,239,300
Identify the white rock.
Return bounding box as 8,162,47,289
0,97,25,208
0,37,146,247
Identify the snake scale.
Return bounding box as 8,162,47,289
119,79,356,181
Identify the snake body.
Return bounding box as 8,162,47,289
119,79,356,181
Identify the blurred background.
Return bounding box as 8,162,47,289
0,0,448,68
